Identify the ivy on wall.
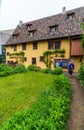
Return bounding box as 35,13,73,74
43,49,66,68
9,51,25,64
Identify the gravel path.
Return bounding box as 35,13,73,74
67,75,84,130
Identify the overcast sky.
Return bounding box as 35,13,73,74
0,0,84,31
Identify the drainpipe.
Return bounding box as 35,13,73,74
68,36,71,59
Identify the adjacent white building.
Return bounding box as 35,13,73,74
0,29,14,63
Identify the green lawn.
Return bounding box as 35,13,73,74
0,71,55,125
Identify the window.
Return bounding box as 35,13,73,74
50,26,56,33
67,13,75,20
26,24,32,30
33,42,38,50
50,25,58,33
24,57,27,62
13,45,17,51
29,29,36,37
7,60,10,64
48,41,61,50
7,52,10,56
29,31,34,37
13,35,17,39
48,41,53,49
22,43,26,50
2,45,5,54
55,41,60,49
32,58,36,65
54,59,69,68
12,33,19,39
39,56,44,62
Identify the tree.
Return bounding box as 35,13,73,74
82,23,84,52
80,23,84,62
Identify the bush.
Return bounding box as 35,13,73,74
0,64,9,72
0,64,26,77
0,71,11,77
13,64,26,73
54,74,72,97
52,66,63,75
41,68,52,73
27,65,38,71
78,62,84,87
0,64,14,77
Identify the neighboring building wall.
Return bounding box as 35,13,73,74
0,29,14,63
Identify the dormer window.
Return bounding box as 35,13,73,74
50,25,58,33
12,33,19,39
26,24,32,30
29,29,36,37
12,35,17,39
29,31,34,37
67,13,75,20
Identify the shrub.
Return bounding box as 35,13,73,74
0,64,14,77
78,62,84,87
27,65,38,71
42,68,52,73
35,66,41,71
0,64,9,72
52,66,63,75
13,64,26,73
0,71,11,77
0,64,26,77
54,74,72,97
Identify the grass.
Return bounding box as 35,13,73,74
0,71,55,126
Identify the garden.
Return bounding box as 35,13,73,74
0,63,73,130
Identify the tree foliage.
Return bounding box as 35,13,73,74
82,23,84,52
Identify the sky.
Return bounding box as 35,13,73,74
0,0,84,31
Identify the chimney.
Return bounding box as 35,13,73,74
18,20,23,27
62,7,66,14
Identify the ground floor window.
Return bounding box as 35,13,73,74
39,56,44,62
24,57,27,62
32,58,36,65
54,59,69,68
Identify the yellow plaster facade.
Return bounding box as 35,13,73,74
6,39,83,72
